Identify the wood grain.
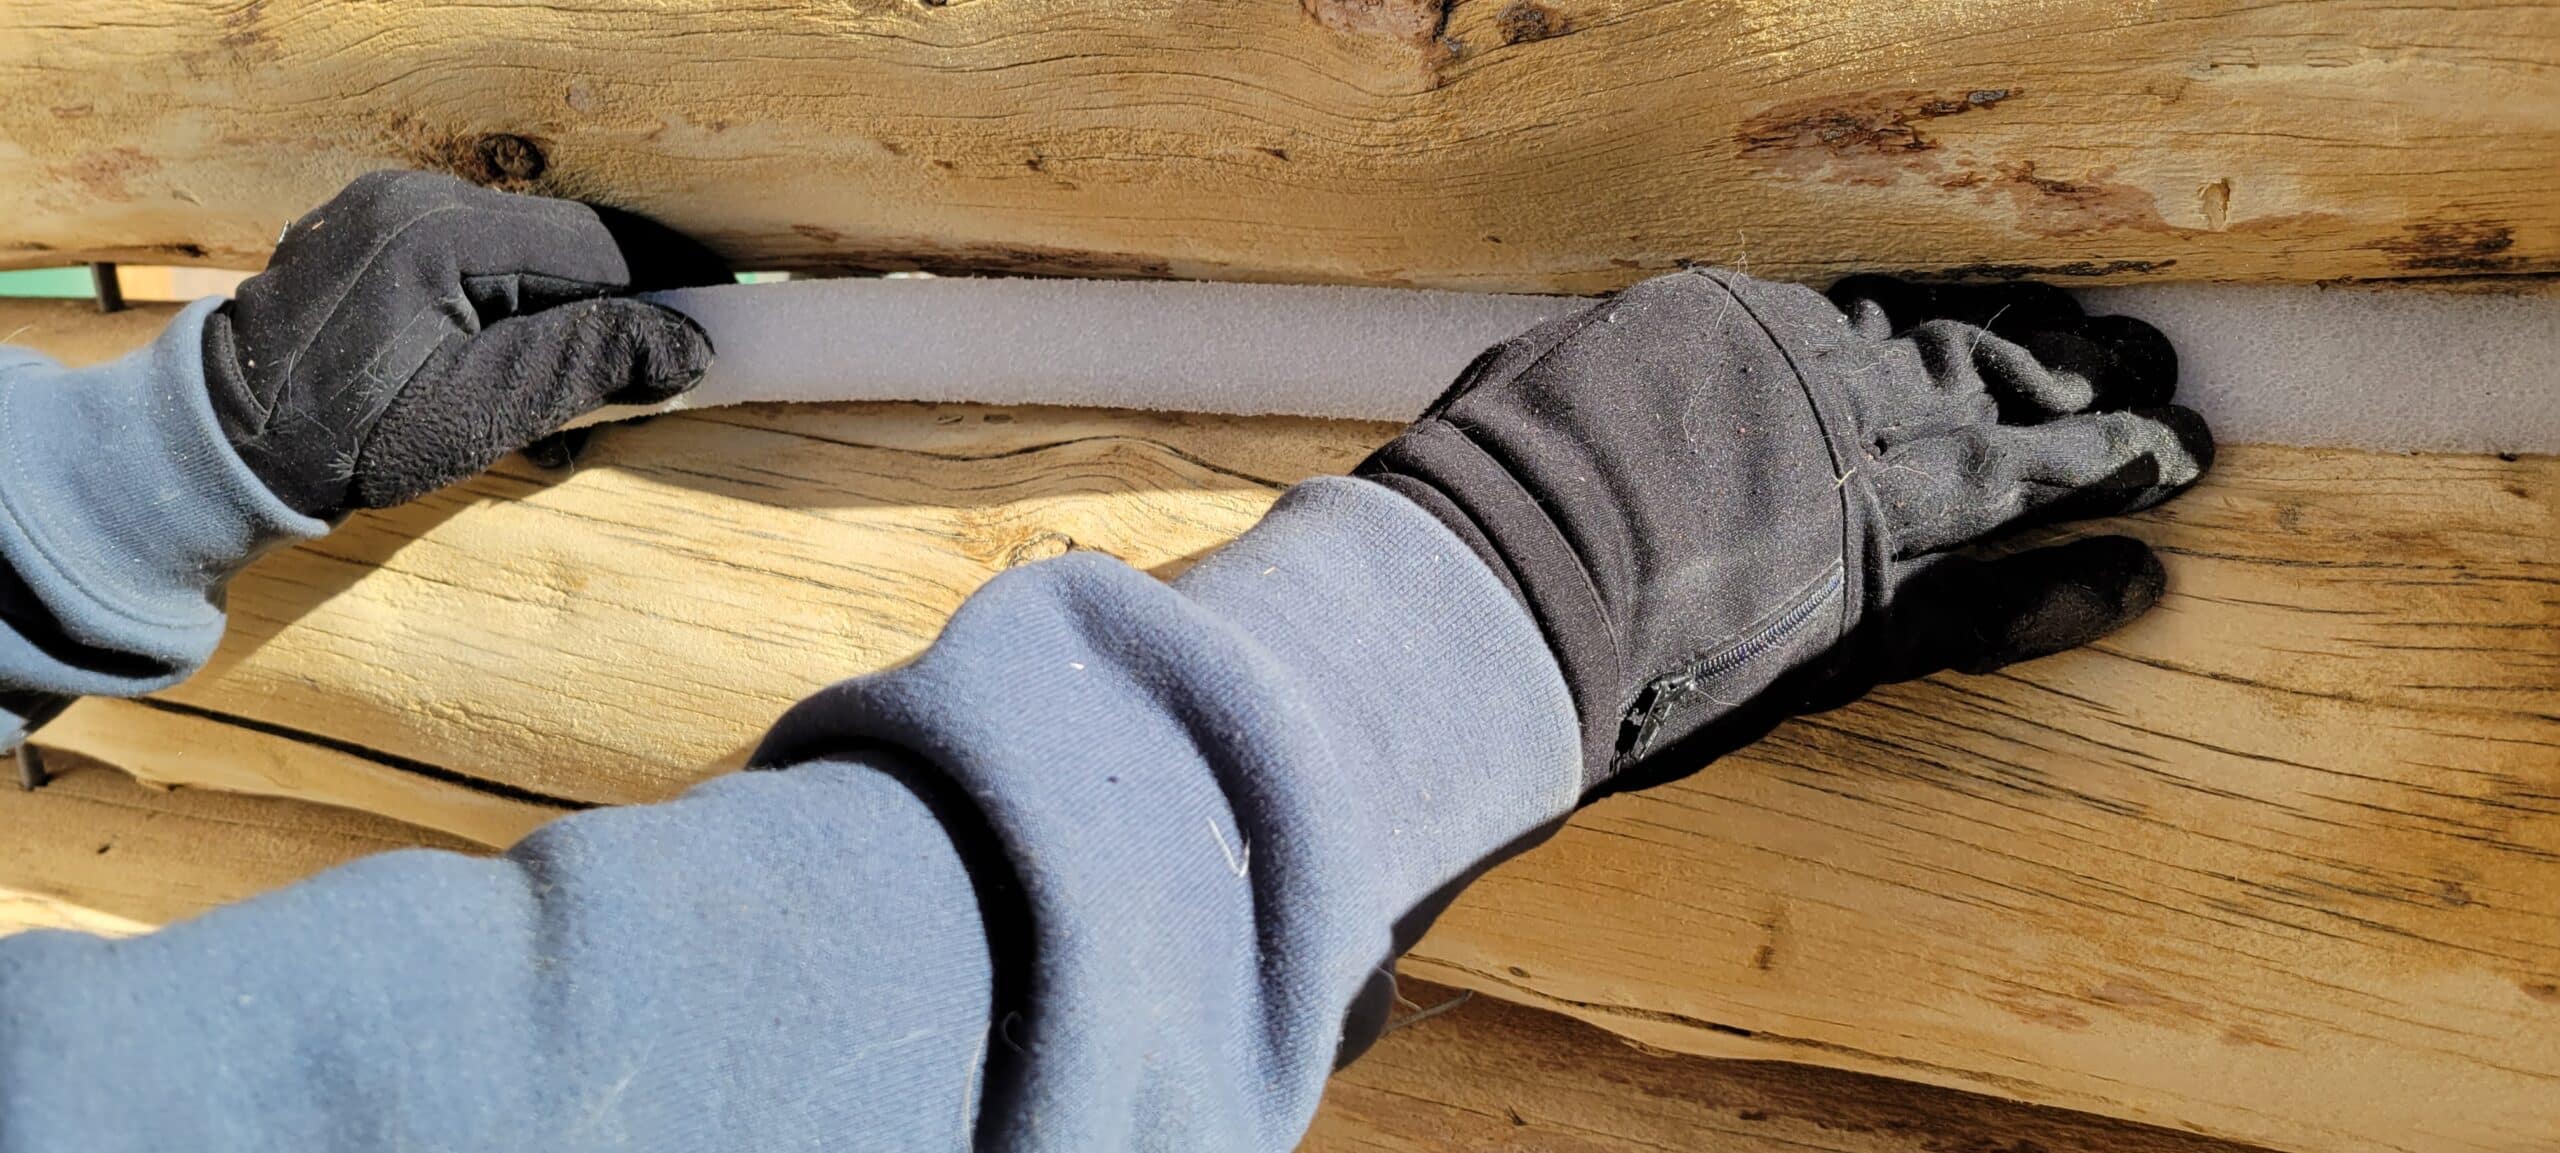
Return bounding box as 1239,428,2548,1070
1313,979,2277,1153
4,304,2553,1150
4,1,2557,288
0,751,481,929
39,696,566,849
0,885,146,939
0,298,179,365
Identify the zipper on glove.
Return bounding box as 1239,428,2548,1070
1617,565,1845,761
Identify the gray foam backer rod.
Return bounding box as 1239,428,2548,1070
581,277,2558,454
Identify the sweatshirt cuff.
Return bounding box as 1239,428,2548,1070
765,473,1582,945
750,475,1578,1145
1171,475,1584,906
0,298,327,687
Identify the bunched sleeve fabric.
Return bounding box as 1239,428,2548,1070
755,475,1585,1150
0,300,328,738
0,475,1580,1151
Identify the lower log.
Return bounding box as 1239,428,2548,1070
1316,979,2278,1153
0,752,479,929
3,300,2553,1151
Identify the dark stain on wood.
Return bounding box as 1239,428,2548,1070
1993,160,2170,236
1753,907,1785,972
1921,259,2179,280
217,0,274,55
1741,89,2191,237
796,239,1176,280
1736,88,2017,184
44,147,158,203
2377,221,2527,273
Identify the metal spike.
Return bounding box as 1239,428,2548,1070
12,742,44,791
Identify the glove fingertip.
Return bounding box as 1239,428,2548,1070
2140,403,2215,487
2078,313,2180,408
615,302,714,404
2077,404,2217,522
2087,533,2170,619
2053,534,2168,645
1957,535,2167,674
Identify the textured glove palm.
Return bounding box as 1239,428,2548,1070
1357,269,2212,795
203,171,727,519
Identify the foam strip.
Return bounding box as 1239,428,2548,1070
579,277,2557,453
2077,284,2557,454
586,278,1574,424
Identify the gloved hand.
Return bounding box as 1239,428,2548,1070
204,170,728,519
1357,269,2211,796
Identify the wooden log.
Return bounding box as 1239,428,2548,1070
0,774,2273,1153
0,751,480,929
38,697,566,849
3,303,2553,1150
0,886,146,939
0,297,177,365
4,1,2557,289
1314,979,2278,1153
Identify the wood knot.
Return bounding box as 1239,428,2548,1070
1496,1,1569,44
389,116,553,190
471,134,548,185
1004,531,1079,568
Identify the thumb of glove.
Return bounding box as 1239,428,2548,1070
350,298,709,510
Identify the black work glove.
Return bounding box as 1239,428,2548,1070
1357,269,2211,796
204,171,728,519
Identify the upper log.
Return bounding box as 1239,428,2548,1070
3,1,2557,288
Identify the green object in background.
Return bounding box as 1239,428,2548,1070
0,267,97,298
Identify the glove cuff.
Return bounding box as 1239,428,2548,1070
1357,420,1625,791
1358,272,1875,795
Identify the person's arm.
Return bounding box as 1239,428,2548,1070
3,254,2212,1152
0,301,325,744
1,474,1576,1152
0,171,1579,1152
0,170,718,748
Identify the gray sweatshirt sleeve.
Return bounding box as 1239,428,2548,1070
0,313,1581,1150
0,300,326,737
